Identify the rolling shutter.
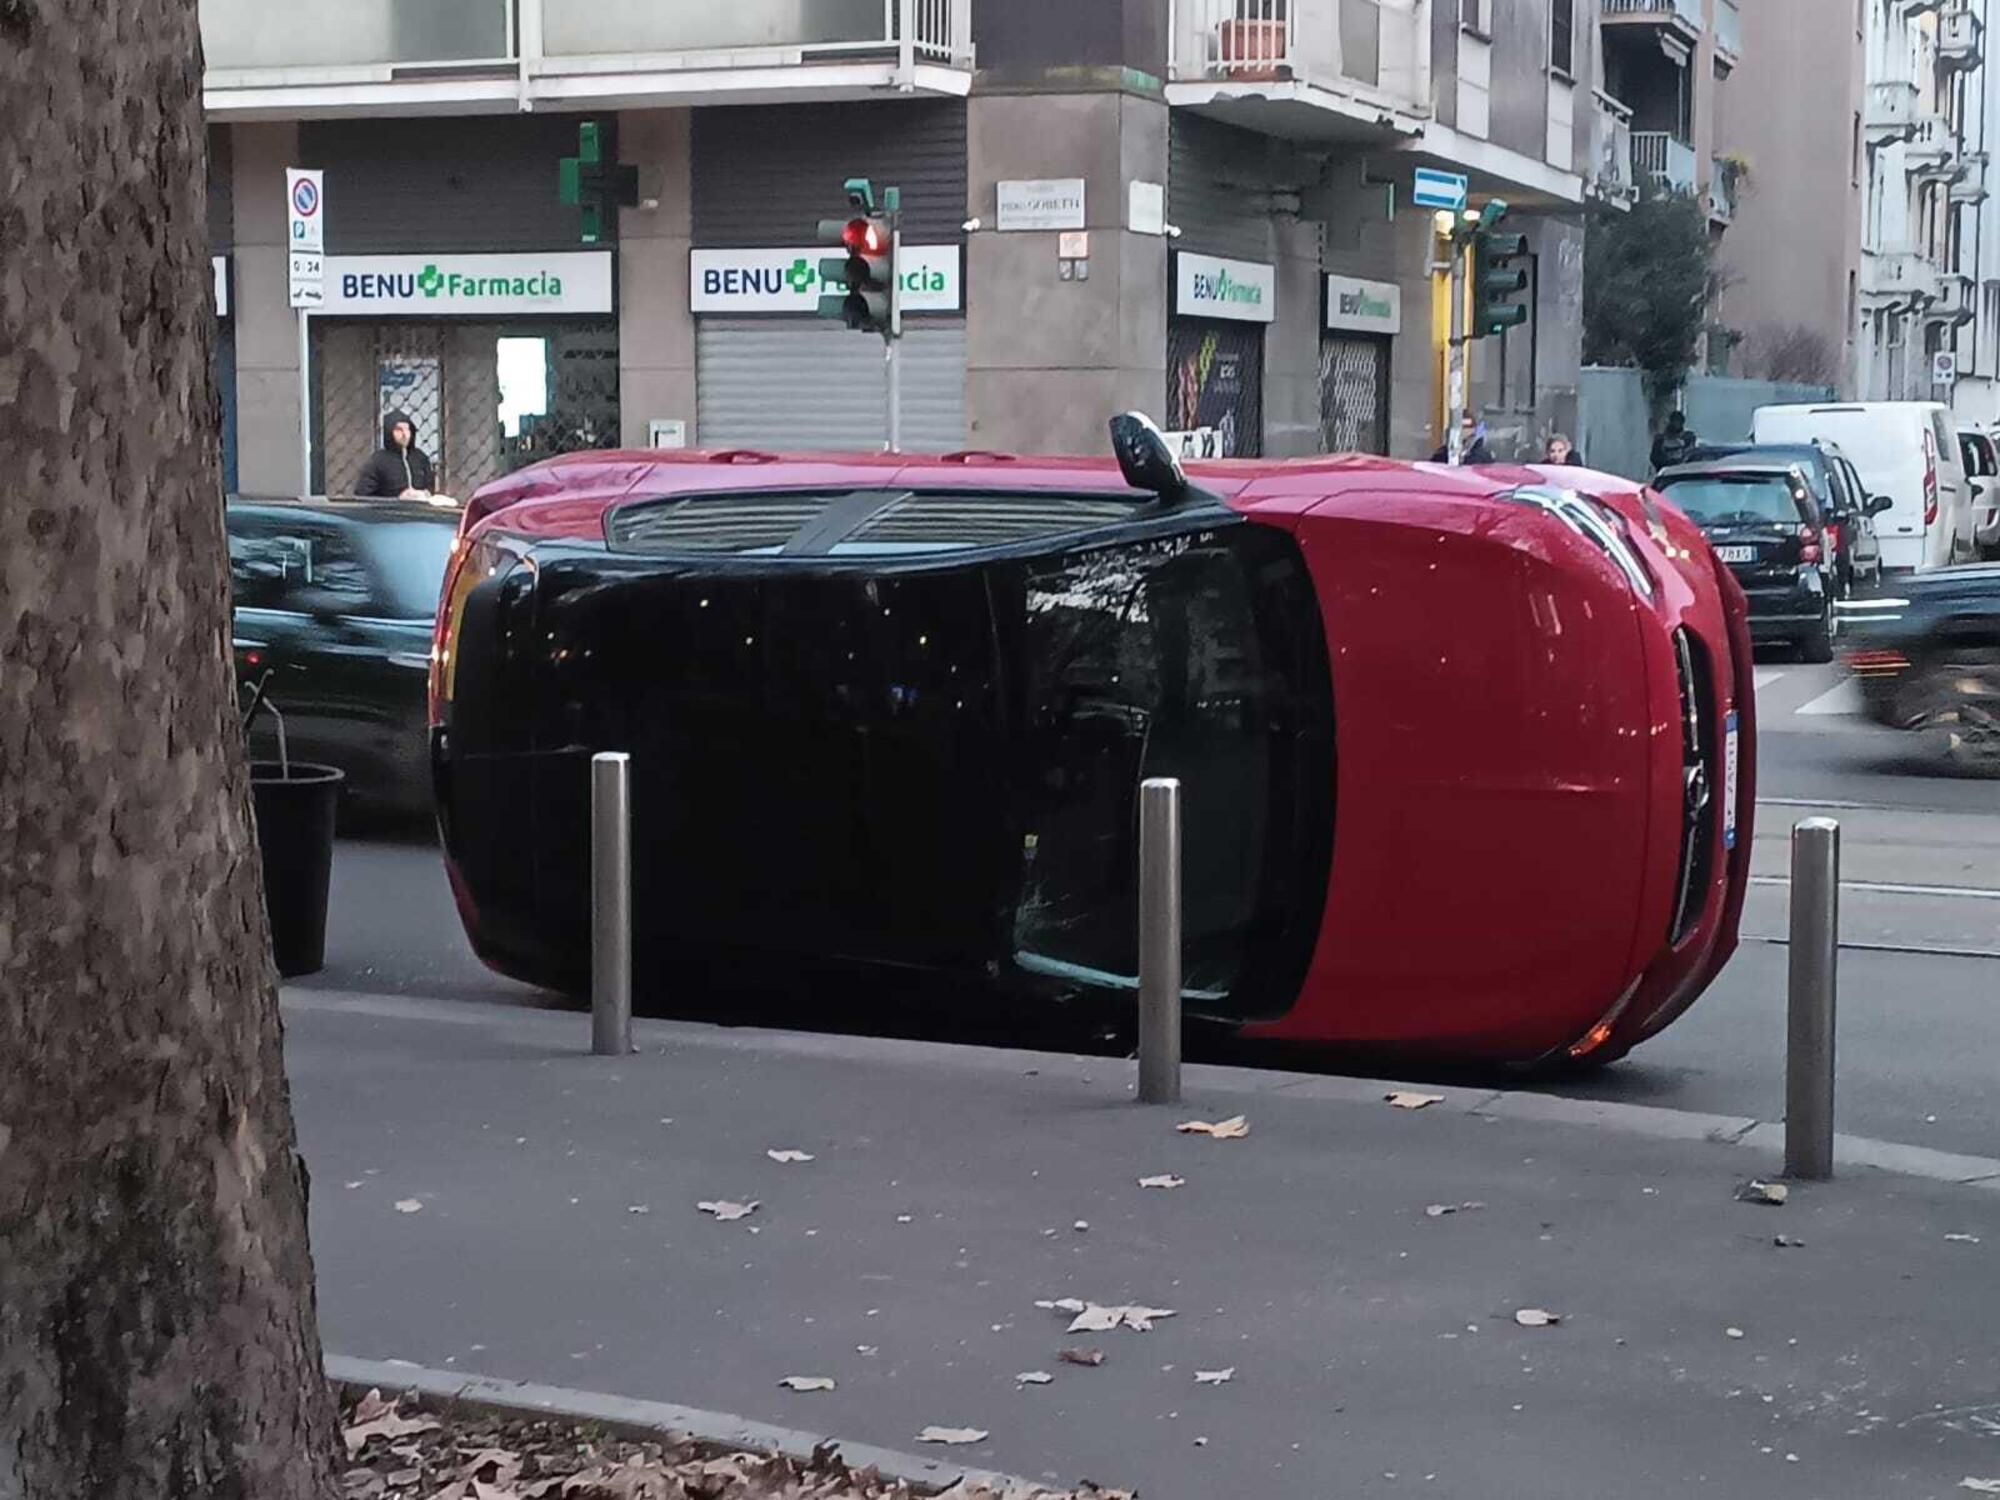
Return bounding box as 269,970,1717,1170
696,320,966,453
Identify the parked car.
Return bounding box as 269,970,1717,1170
1653,459,1856,662
1685,439,1880,594
1957,427,2000,559
227,498,459,817
428,422,1755,1068
1842,563,2000,775
1751,402,1971,572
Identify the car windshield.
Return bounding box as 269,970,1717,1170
1658,474,1803,526
370,520,459,617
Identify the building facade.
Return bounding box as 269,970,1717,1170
201,0,1655,490
1720,0,1989,406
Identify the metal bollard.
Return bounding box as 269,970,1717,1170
1136,777,1183,1105
591,752,633,1057
1785,817,1840,1180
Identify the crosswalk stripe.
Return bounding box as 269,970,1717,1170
1796,679,1862,716
1752,667,1786,689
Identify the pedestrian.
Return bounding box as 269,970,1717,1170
353,409,437,499
1543,433,1583,466
1650,410,1697,472
1431,414,1493,465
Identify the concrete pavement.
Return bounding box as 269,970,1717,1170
287,989,2000,1500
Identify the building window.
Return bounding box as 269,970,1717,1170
1851,114,1861,187
1461,0,1492,37
1550,0,1574,76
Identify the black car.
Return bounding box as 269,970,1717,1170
1687,440,1881,595
1654,460,1852,661
1841,564,2000,775
227,499,458,816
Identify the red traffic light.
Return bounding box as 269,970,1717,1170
842,217,887,254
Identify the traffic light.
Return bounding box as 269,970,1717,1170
1471,200,1529,338
558,121,639,245
816,178,899,336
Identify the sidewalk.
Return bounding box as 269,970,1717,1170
286,989,2000,1500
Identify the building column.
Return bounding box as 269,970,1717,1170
229,122,302,496
616,109,696,449
1266,216,1325,456
965,89,1169,456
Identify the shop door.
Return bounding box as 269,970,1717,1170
1319,334,1390,455
696,320,967,452
1167,320,1264,457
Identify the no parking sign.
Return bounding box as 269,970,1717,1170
286,169,325,308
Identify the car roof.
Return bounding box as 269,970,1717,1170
1655,459,1805,480
228,496,461,524
460,446,1549,538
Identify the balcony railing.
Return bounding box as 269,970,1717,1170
1706,156,1738,221
1601,0,1704,33
1930,270,1976,326
1633,131,1698,193
1861,246,1942,307
1715,0,1741,62
1165,0,1431,117
1952,151,1990,204
1864,79,1921,143
1940,0,1983,70
1905,114,1962,184
1590,91,1637,204
202,0,973,102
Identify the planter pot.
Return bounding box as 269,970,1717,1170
250,761,343,978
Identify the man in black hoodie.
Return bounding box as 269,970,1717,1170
353,409,437,498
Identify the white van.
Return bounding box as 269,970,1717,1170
1750,402,1971,572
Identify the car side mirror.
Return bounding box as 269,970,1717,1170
1865,494,1893,517
1108,411,1188,503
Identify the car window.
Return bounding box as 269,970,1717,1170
1657,474,1810,526
1962,433,1998,478
228,520,313,611
229,515,376,615
1933,411,1960,469
368,520,458,618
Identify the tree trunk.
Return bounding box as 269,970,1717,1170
0,3,341,1496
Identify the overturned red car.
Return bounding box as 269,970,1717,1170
430,419,1753,1066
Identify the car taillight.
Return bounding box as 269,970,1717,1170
1924,441,1939,526
430,534,506,727
1797,525,1821,565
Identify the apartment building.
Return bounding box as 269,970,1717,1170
201,0,1641,494
1721,0,1988,403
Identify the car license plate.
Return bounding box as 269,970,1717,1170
1715,545,1757,563
1723,711,1739,852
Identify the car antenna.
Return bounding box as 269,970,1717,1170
1109,411,1217,507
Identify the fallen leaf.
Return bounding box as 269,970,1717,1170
1735,1179,1789,1206
1139,1174,1186,1189
895,1214,914,1224
626,1205,650,1215
340,1410,441,1457
1385,1092,1445,1110
1035,1297,1087,1314
1073,1220,1090,1233
383,1468,420,1486
916,1426,989,1446
1773,1235,1806,1248
1015,1371,1053,1385
350,1389,395,1425
1059,1347,1106,1367
1194,1368,1235,1386
344,1181,365,1190
1513,1308,1562,1328
1065,1303,1177,1333
697,1199,759,1221
393,1199,424,1214
778,1376,835,1392
1725,1327,1745,1339
1945,1233,1983,1245
766,1149,815,1164
1176,1115,1250,1139
1960,1481,2000,1495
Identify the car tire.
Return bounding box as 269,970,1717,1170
1911,648,2000,777
1799,607,1836,664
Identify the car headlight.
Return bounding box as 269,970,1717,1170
1494,485,1656,601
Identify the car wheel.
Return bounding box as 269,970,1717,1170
1908,648,2000,777
1799,606,1836,664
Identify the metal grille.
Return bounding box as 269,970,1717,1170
852,493,1140,548
609,494,836,553
315,320,619,499
696,320,967,452
1167,320,1264,458
1319,334,1389,455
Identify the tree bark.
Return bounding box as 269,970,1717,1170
0,3,341,1496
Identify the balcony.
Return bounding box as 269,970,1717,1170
200,0,975,116
1706,156,1738,222
1601,0,1704,38
1940,0,1984,71
1952,151,1990,205
1930,271,1976,326
1905,115,1962,186
1864,79,1921,144
1165,0,1431,138
1861,246,1942,310
1715,0,1742,66
1632,131,1698,194
1589,90,1637,206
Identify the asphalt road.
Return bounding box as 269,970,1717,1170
301,658,2000,1156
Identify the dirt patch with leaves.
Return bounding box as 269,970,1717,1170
339,1388,1129,1500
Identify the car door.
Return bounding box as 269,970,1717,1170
1934,409,1970,558
277,515,406,789
1959,430,2000,548
1835,456,1881,576
228,509,327,767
